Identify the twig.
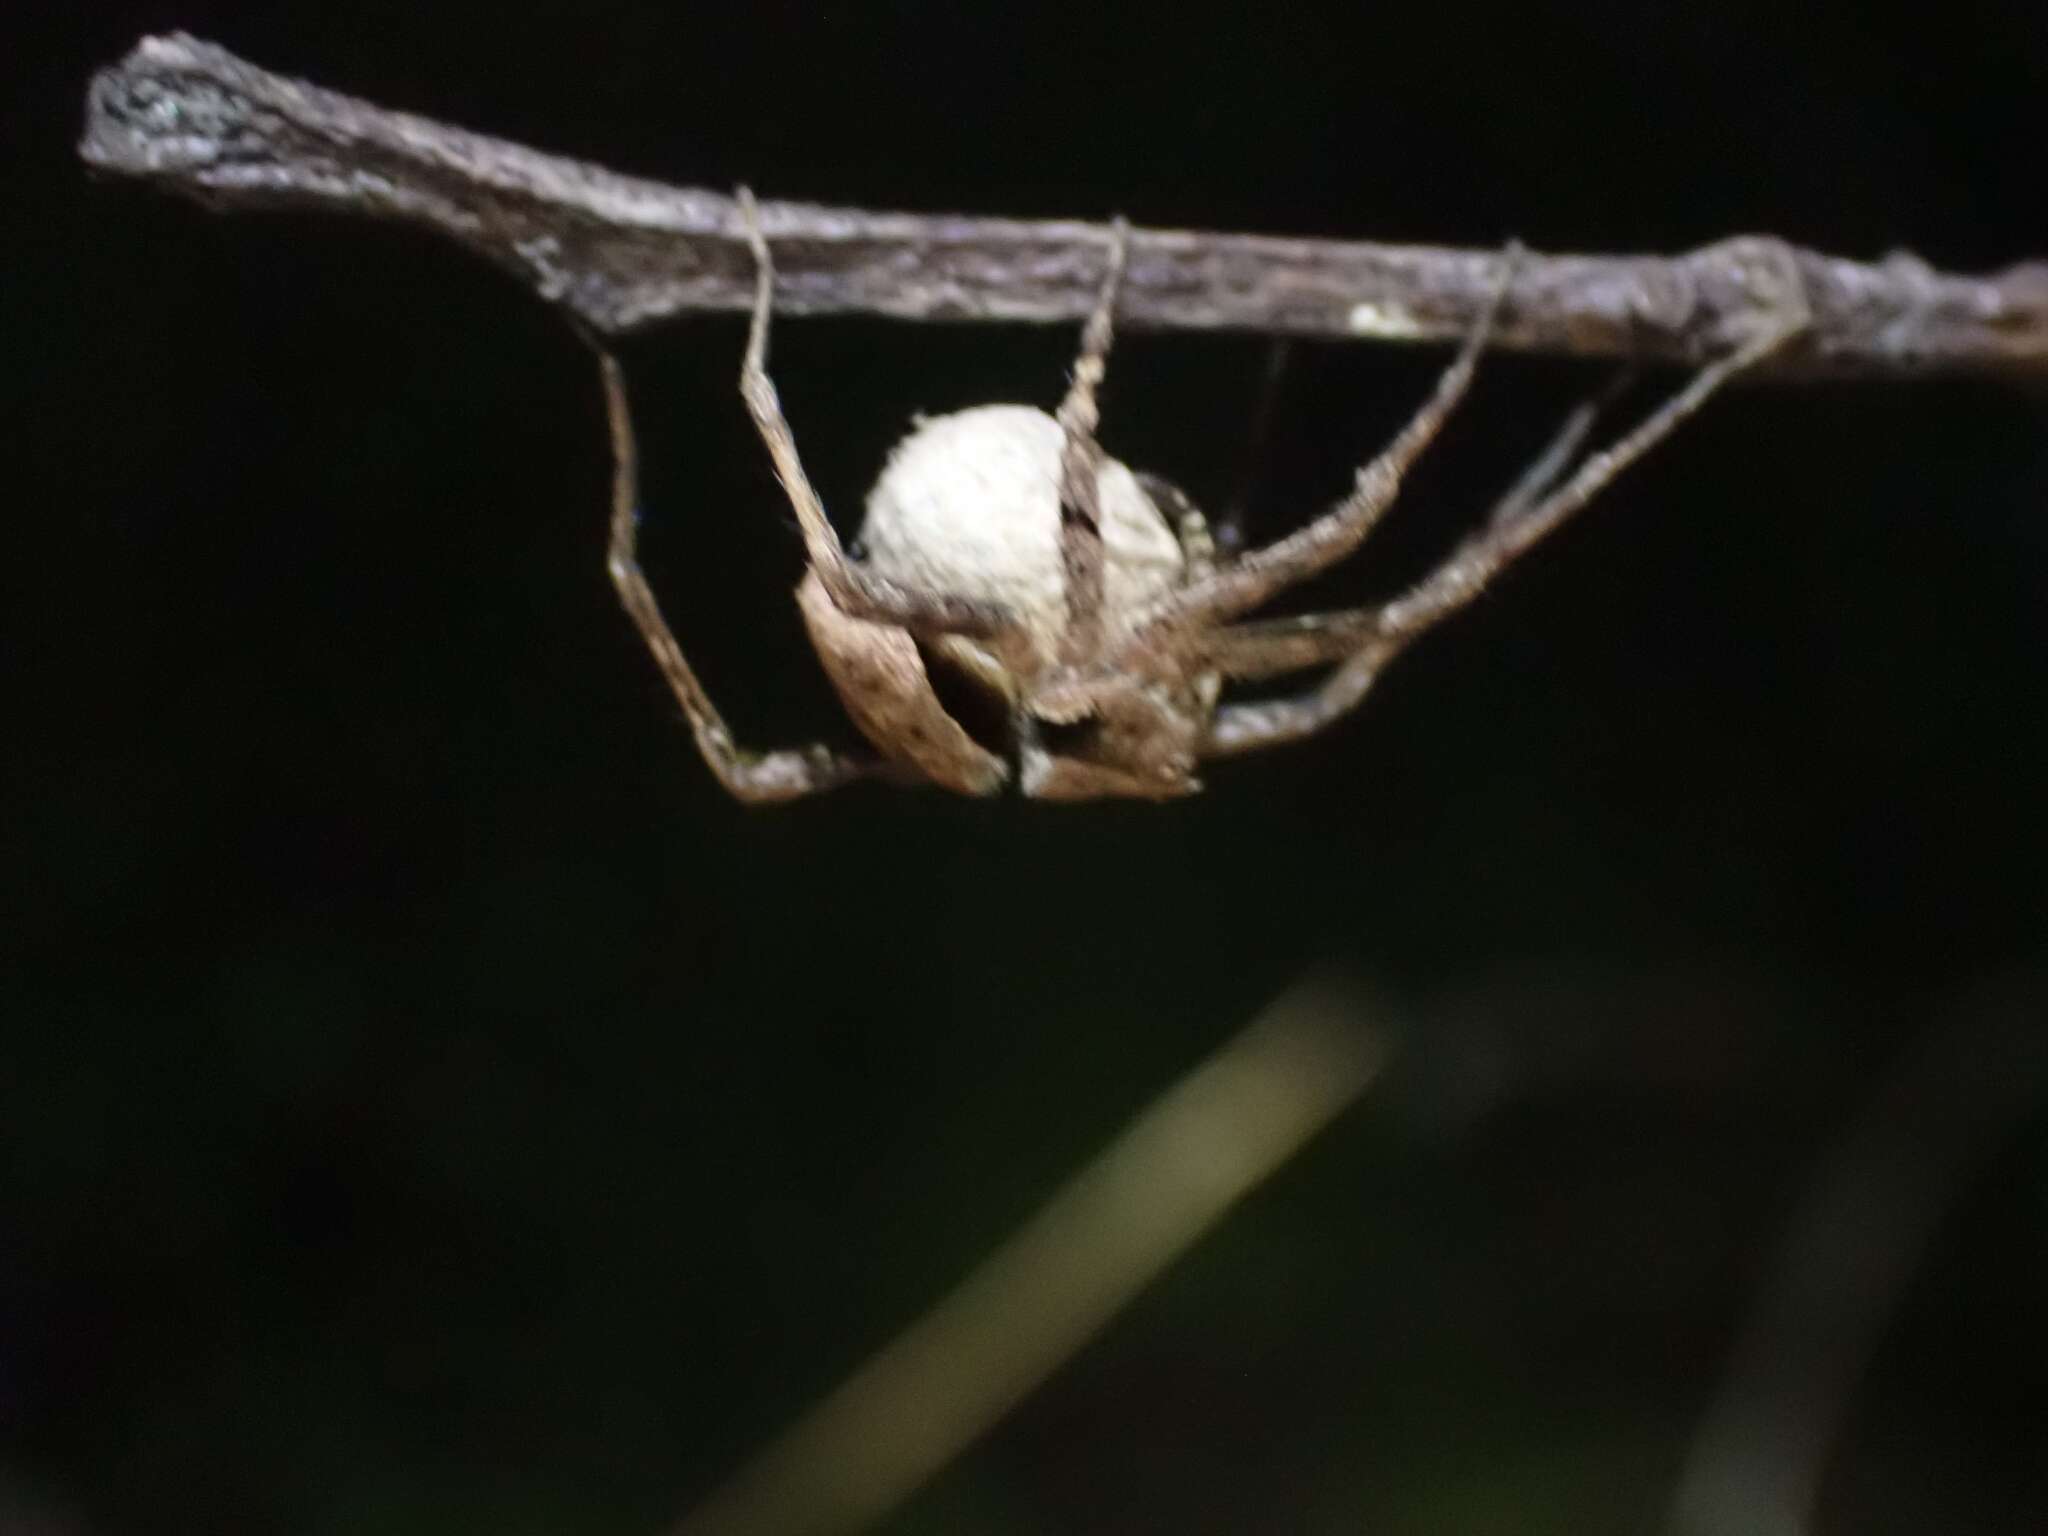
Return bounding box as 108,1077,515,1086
81,33,2048,379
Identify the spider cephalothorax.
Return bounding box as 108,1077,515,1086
597,190,1805,803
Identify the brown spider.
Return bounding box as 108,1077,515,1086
596,190,1805,803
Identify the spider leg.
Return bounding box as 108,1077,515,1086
1135,473,1219,584
1201,643,1399,759
1201,372,1628,687
1136,472,1225,719
596,348,891,803
1201,284,1810,759
1136,245,1524,642
1053,216,1130,663
1372,290,1807,651
1482,367,1633,531
732,187,1013,640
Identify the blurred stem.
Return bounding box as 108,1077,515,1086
1668,973,2048,1536
673,973,1389,1536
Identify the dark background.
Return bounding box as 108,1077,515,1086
7,3,2047,1532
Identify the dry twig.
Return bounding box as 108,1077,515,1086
81,33,2048,379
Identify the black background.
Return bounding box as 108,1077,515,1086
8,3,2047,1532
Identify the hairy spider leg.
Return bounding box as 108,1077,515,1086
596,348,883,802
1051,216,1130,663
733,186,1015,641
1135,472,1225,720
1020,247,1522,729
1200,376,1627,686
1202,283,1811,758
1134,245,1525,642
1135,474,1219,585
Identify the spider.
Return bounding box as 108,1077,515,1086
594,190,1807,803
